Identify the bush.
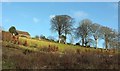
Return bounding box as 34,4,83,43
3,42,19,49
23,49,33,55
40,45,58,52
35,35,39,39
30,44,37,48
76,43,80,46
40,35,46,39
23,40,28,46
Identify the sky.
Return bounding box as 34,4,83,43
1,0,119,2
1,2,118,47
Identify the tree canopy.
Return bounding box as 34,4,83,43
50,15,74,43
9,26,18,36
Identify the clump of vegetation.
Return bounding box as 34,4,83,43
9,26,18,36
23,40,28,46
2,41,20,49
30,44,38,48
40,45,58,52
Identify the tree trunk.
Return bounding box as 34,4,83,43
105,41,108,49
85,38,87,46
58,30,61,43
105,37,108,49
95,39,98,48
65,39,67,44
58,35,61,43
82,38,84,46
65,34,67,44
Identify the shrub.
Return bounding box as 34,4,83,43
23,49,33,55
11,54,33,69
35,35,39,39
76,48,81,54
76,43,80,46
40,45,58,52
17,41,20,45
23,40,28,46
30,44,37,48
40,35,46,40
4,42,19,49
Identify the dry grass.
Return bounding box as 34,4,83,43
2,36,119,69
2,41,119,69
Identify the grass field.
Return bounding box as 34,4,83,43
2,37,119,69
18,37,117,54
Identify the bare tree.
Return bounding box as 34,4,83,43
62,15,74,44
50,15,74,43
100,26,113,49
89,23,102,48
108,30,119,49
51,15,64,43
75,19,92,46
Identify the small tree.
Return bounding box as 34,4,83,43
9,26,18,36
35,35,39,39
40,35,46,39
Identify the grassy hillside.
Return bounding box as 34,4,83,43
18,37,116,54
2,37,119,69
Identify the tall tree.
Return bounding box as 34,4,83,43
89,23,102,48
62,15,74,44
50,15,74,43
75,19,92,46
108,30,119,49
100,26,113,49
51,15,63,43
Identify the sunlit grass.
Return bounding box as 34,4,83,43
19,37,87,52
18,37,117,54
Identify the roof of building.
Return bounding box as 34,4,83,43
16,30,30,36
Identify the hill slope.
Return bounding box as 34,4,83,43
2,37,119,69
18,37,116,53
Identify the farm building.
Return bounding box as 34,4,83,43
2,31,12,41
17,30,30,38
2,30,30,41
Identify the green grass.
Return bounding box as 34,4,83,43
18,37,117,54
19,37,90,51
